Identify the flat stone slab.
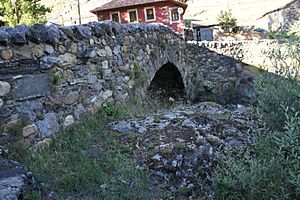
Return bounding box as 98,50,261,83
12,74,51,99
0,157,35,200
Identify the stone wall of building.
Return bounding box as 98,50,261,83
0,22,252,147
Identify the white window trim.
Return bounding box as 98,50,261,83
110,11,120,23
169,7,180,23
144,6,156,22
127,9,139,23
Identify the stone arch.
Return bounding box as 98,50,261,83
147,62,185,99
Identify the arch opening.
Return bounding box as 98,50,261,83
147,62,185,100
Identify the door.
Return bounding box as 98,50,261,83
200,28,213,41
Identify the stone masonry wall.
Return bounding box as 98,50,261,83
0,22,252,147
197,40,281,71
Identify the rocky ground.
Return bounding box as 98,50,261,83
0,157,35,200
0,101,254,199
110,102,253,199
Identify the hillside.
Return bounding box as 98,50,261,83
40,0,110,25
41,0,295,26
184,0,294,26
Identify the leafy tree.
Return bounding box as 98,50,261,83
0,0,51,27
217,9,237,30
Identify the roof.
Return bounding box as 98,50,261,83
183,0,295,26
91,0,187,13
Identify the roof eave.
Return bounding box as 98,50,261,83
90,0,188,14
170,0,188,9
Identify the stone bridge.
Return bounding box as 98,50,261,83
0,22,253,145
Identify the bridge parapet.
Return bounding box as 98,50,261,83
0,22,253,146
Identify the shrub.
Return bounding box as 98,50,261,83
214,112,300,200
217,9,237,31
255,34,300,130
213,33,300,199
103,102,119,117
255,73,299,130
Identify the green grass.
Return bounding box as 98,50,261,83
8,99,174,199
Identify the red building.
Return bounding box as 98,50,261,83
90,0,188,33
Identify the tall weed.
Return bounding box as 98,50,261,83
213,34,300,199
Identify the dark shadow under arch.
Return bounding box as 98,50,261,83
147,62,185,99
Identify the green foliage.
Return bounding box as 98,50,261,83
103,102,119,117
132,62,141,76
8,98,174,199
10,109,151,199
26,191,39,200
217,9,237,30
177,185,191,196
36,115,44,121
255,34,300,130
52,74,60,85
0,0,51,27
214,112,300,200
213,34,300,199
132,62,148,88
269,31,300,42
255,74,300,130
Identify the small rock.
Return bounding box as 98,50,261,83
152,154,162,161
57,53,77,67
36,138,53,149
113,46,121,55
87,75,97,84
172,160,178,167
0,49,13,60
89,38,94,45
0,81,11,96
182,119,196,128
74,103,87,120
22,124,38,138
105,46,112,57
40,56,59,69
72,26,92,40
137,126,147,134
36,113,59,138
63,115,75,128
32,45,44,58
44,44,54,54
4,119,23,133
11,32,27,45
0,99,3,108
0,30,10,45
65,91,79,105
102,90,113,100
97,49,106,57
58,44,66,53
70,42,77,54
102,60,109,69
100,184,108,189
84,48,96,58
110,121,133,133
235,63,243,74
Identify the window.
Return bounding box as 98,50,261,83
128,9,138,23
98,14,104,21
170,8,180,22
144,7,156,22
110,12,120,23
